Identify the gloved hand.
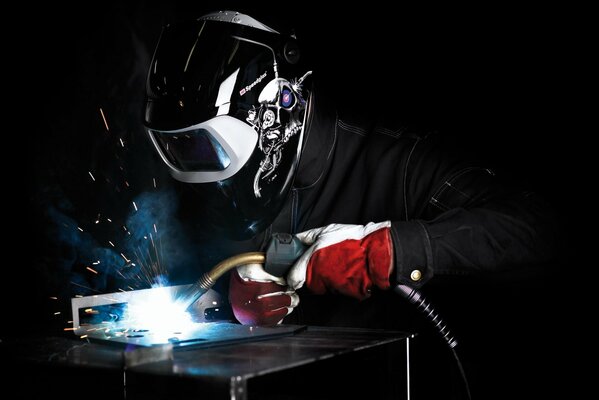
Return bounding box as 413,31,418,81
287,221,394,300
229,263,299,326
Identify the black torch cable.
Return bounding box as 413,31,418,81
394,284,472,400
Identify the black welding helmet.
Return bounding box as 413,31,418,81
144,11,312,239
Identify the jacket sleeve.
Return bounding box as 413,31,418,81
389,133,558,289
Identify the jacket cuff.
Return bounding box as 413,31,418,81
390,221,434,288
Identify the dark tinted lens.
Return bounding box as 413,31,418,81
153,129,231,171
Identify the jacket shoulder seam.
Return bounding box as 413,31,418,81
337,119,368,136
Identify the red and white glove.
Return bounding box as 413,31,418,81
287,222,394,300
229,263,299,326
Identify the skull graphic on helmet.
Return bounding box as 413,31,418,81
246,72,311,198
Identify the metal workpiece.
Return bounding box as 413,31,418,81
71,286,226,335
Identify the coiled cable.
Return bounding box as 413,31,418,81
395,284,471,399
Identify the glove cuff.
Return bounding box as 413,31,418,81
363,226,394,290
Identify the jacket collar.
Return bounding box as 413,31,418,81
293,80,337,189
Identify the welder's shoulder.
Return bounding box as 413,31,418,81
316,80,431,143
335,105,434,144
334,108,474,179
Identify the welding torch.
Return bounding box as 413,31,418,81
183,233,307,311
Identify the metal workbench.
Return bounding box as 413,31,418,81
3,326,411,399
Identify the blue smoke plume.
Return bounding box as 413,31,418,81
44,189,200,300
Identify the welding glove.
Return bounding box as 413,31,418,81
229,264,299,326
287,222,394,300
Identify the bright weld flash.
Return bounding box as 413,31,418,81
126,286,195,340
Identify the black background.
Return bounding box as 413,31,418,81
13,1,584,399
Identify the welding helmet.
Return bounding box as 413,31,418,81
144,11,311,239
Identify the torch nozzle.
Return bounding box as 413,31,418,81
184,252,266,312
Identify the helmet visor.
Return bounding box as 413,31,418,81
145,19,279,130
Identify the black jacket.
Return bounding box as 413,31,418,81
262,83,557,325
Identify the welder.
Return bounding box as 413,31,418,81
143,10,556,328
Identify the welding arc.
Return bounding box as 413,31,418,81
184,252,266,311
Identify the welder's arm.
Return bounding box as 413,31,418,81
229,264,299,326
287,138,557,296
287,222,394,300
390,135,558,289
390,190,558,289
288,192,557,296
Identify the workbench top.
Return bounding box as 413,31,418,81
3,325,412,399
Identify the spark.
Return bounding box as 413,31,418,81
153,178,157,188
63,327,76,331
84,308,94,313
54,312,61,315
132,201,138,211
118,288,126,292
119,138,125,147
75,295,83,298
70,281,101,293
120,253,130,263
88,171,96,181
128,286,135,291
49,296,58,300
77,227,84,232
107,218,112,222
86,266,98,274
80,335,88,339
153,223,157,233
67,320,73,324
143,236,147,240
116,270,125,278
92,261,100,265
125,181,130,187
99,108,109,131
108,241,115,247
